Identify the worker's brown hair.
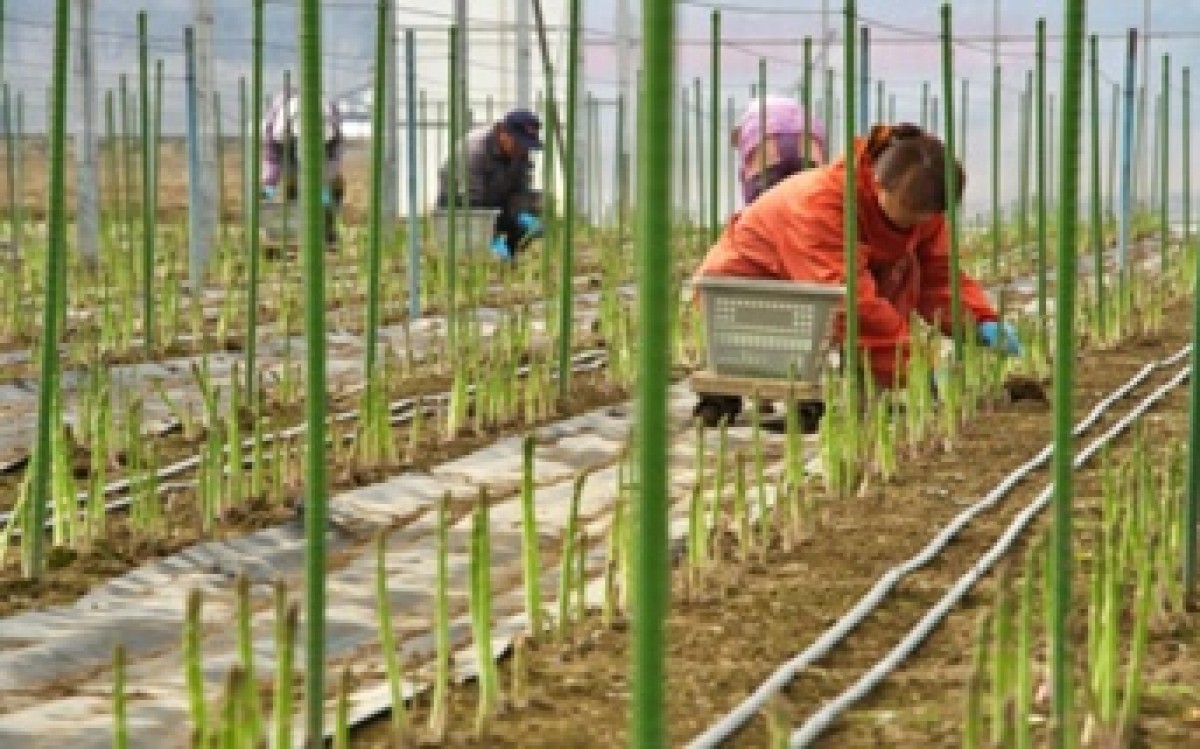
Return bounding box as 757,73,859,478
865,123,964,213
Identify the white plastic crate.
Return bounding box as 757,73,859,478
428,208,500,253
259,201,300,245
695,276,844,381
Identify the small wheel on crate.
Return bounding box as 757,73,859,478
692,394,743,428
796,400,825,434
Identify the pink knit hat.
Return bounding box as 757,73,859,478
734,95,826,173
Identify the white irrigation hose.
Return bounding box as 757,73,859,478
0,349,609,531
687,344,1192,749
789,363,1191,746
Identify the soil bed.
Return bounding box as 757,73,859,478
0,369,630,618
352,303,1196,747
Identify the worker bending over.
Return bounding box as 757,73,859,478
261,92,346,248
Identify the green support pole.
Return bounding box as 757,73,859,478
120,74,132,256
941,4,962,359
3,84,13,256
1089,35,1103,328
1160,54,1170,275
709,10,719,241
138,11,153,354
844,1,859,394
758,60,767,180
106,89,117,235
1185,64,1200,603
632,0,673,743
246,0,262,400
557,0,580,402
803,37,813,165
27,0,69,579
824,67,834,156
1019,71,1031,263
921,80,930,130
1051,2,1086,744
446,28,458,353
1109,82,1119,223
154,59,162,227
298,0,329,741
365,0,388,377
960,77,968,167
1185,68,1192,271
992,63,1001,276
1036,18,1048,345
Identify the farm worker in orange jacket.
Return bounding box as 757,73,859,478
696,123,1021,387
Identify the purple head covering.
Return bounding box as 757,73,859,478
734,96,826,202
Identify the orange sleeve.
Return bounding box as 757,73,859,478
915,219,998,335
755,186,913,387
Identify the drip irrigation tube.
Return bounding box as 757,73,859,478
790,361,1192,746
0,348,609,533
688,344,1192,749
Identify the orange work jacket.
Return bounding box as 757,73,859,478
695,138,998,387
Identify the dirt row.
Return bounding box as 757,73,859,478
349,304,1198,747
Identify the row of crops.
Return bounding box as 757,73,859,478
0,0,1198,747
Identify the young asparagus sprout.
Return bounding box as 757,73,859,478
234,574,263,743
429,492,451,738
519,435,543,637
112,643,129,749
558,471,588,637
273,587,296,749
964,612,991,748
183,589,206,741
334,668,351,749
374,531,408,739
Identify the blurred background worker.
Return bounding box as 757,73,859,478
697,123,1021,390
437,108,544,260
261,92,346,248
733,95,827,204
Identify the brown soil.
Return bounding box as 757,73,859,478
350,307,1197,747
0,369,628,618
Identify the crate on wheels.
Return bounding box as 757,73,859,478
259,200,300,254
691,276,845,428
427,207,501,254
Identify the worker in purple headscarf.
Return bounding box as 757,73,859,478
733,95,827,204
261,92,345,247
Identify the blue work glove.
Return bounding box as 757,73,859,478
515,211,543,238
977,320,1022,357
321,186,332,208
490,235,513,261
261,184,277,201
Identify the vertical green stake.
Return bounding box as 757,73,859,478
803,36,813,165
758,60,767,180
1019,71,1032,263
632,0,673,744
1090,35,1104,328
27,0,69,579
557,0,580,402
940,4,962,359
153,59,162,232
709,10,720,242
446,27,458,355
991,62,1001,276
1160,54,1170,276
138,11,153,354
843,1,859,386
246,0,262,400
1186,63,1199,603
365,0,388,376
1036,18,1048,344
1051,1,1086,743
1183,68,1191,258
297,0,328,741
